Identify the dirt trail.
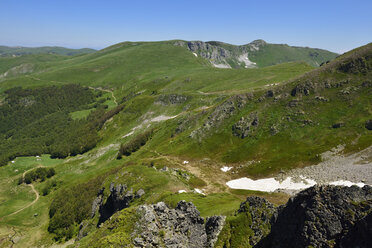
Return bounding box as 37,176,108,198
88,86,117,105
0,166,43,220
148,150,230,193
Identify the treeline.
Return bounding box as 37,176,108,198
0,85,125,165
117,129,153,158
19,167,55,184
0,84,95,135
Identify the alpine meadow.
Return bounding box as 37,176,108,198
1,1,372,247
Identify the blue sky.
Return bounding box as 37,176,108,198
0,0,371,53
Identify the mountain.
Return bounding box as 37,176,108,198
174,39,338,68
0,40,371,247
0,45,96,57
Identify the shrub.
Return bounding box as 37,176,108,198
118,129,153,158
23,167,56,184
48,168,119,240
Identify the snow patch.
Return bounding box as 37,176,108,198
226,176,367,192
192,52,198,57
226,176,316,192
220,166,233,172
330,180,366,188
11,161,15,164
194,188,205,195
183,160,189,165
178,190,187,193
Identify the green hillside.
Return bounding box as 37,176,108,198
176,39,338,68
247,41,338,67
0,41,370,247
0,45,96,57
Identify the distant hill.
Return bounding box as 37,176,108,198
0,45,96,56
175,39,338,68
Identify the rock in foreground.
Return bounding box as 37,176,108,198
257,185,372,248
133,201,225,248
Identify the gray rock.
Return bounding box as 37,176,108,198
315,96,329,102
257,185,372,248
156,94,188,105
136,189,145,198
365,119,372,130
332,122,345,128
98,183,139,225
133,201,225,248
291,81,314,96
191,94,253,139
232,112,259,138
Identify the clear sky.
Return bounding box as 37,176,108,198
1,0,371,53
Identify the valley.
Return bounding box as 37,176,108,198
0,39,371,247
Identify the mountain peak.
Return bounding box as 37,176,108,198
249,39,267,46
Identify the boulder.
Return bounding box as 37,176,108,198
257,185,372,248
332,122,345,128
133,201,225,248
365,120,372,130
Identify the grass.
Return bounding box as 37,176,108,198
0,41,371,247
248,43,338,67
160,192,242,217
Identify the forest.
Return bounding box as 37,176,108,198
0,84,120,166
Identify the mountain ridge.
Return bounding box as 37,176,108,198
0,45,96,57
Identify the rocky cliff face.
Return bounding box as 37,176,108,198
132,201,225,248
174,40,261,69
96,183,144,225
257,185,372,248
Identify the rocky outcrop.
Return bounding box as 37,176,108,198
133,201,225,248
291,80,315,96
338,57,371,74
232,112,259,138
97,183,144,225
155,94,188,105
91,187,105,218
257,185,372,248
174,40,261,68
238,197,277,246
365,119,372,130
337,212,372,248
190,94,253,140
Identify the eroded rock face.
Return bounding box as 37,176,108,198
257,185,372,248
232,112,259,138
133,201,225,248
337,212,372,248
238,197,277,246
190,93,253,140
97,183,144,225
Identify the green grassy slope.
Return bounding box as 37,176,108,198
247,42,338,67
0,46,96,56
0,41,370,247
189,39,338,68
